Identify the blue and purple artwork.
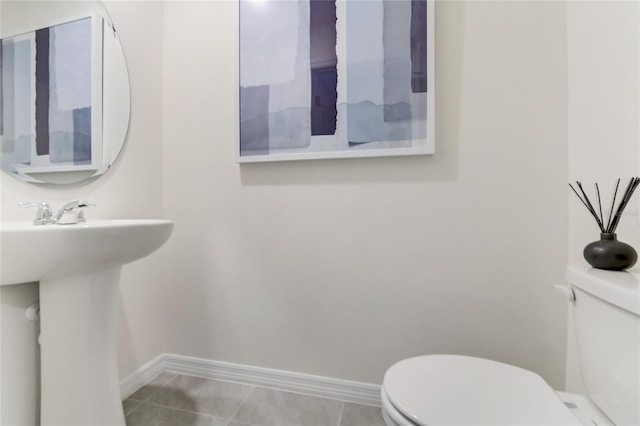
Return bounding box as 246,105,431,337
239,0,434,162
1,16,98,174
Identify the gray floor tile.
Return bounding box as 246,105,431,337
145,375,254,419
231,387,343,426
123,399,143,416
125,402,227,426
129,372,179,402
339,403,385,426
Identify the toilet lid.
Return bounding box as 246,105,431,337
383,355,582,426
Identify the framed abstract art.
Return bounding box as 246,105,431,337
238,0,434,162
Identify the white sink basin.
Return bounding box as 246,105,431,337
1,219,173,285
0,219,173,425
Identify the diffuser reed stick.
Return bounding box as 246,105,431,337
569,177,640,234
605,179,621,232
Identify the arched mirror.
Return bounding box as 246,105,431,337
0,0,130,185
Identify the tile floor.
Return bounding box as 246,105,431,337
124,373,386,426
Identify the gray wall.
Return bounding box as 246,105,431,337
161,0,570,388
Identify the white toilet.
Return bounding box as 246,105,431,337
381,265,639,425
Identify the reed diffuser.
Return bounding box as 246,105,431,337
569,177,640,270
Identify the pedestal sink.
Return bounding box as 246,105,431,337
0,219,173,425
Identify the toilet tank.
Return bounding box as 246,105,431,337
566,266,640,426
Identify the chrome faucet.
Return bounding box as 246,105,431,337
18,201,55,225
54,201,96,225
18,201,95,225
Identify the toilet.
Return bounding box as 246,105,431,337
381,265,639,425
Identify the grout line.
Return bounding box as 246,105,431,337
336,401,345,426
250,382,347,405
123,400,144,418
225,384,257,426
135,399,227,422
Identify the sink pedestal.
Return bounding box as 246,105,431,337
39,267,125,426
1,219,174,425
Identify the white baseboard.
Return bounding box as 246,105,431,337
120,353,382,407
119,355,165,400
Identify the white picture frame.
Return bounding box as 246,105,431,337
237,0,434,163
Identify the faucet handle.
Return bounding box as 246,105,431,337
18,202,54,225
55,201,96,225
75,205,95,224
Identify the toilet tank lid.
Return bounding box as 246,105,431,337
566,264,640,315
383,355,581,426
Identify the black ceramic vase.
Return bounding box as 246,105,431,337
583,233,637,271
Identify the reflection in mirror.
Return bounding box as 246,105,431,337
0,1,130,185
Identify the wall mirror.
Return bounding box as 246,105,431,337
0,0,130,185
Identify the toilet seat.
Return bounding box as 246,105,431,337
382,355,582,426
382,386,420,426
